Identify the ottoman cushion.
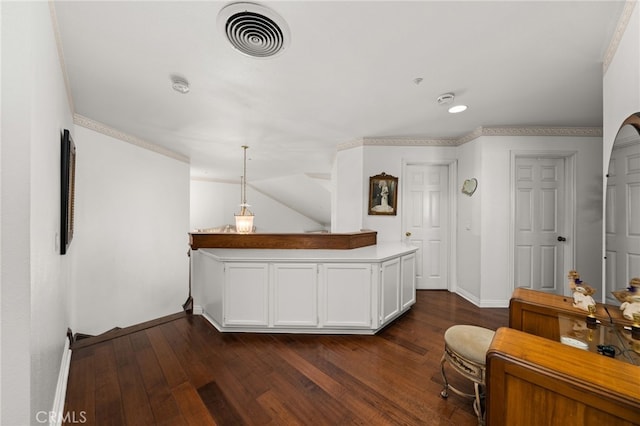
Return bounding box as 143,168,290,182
444,325,495,365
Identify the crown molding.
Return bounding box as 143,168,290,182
49,1,75,114
336,139,364,151
603,0,636,75
73,114,190,164
362,137,459,147
478,126,602,138
338,126,602,150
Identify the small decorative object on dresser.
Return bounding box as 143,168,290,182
611,277,640,320
567,269,596,311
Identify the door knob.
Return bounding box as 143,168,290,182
557,236,566,242
405,232,412,237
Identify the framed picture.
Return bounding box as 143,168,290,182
368,173,398,215
61,129,76,255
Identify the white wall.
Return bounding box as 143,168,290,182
334,137,601,307
72,126,190,335
456,139,482,301
476,135,602,306
1,2,74,424
361,144,457,242
333,145,365,233
191,179,323,232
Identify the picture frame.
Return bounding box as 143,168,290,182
61,129,76,255
368,173,398,215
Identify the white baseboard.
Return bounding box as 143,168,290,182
192,304,204,315
51,337,72,426
455,287,481,306
454,288,509,308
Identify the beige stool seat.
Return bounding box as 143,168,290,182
440,325,495,426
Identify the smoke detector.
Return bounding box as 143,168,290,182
218,2,290,58
170,75,190,94
436,93,455,105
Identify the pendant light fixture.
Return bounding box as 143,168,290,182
235,145,254,233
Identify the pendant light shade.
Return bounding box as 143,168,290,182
235,145,254,233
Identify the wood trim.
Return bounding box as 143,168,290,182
70,312,188,350
487,327,640,425
189,230,377,250
509,287,631,329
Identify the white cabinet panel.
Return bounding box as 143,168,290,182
322,264,372,327
381,258,400,323
401,253,416,310
272,263,318,327
224,263,269,326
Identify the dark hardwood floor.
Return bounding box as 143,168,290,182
64,290,508,425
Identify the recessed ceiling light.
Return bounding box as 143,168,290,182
448,105,468,113
171,75,190,94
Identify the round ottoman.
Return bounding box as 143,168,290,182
440,325,495,425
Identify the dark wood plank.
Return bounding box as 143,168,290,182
189,230,376,250
111,336,155,425
65,290,509,426
197,381,245,425
93,342,126,425
131,331,186,425
63,347,95,425
171,382,217,426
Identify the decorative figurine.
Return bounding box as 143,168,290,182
568,270,597,311
632,312,640,340
620,293,640,321
612,277,639,302
586,304,597,326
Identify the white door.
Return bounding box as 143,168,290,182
403,164,450,290
514,157,566,293
606,141,640,303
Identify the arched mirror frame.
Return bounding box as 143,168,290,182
605,112,640,305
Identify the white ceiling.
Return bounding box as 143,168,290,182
53,1,625,225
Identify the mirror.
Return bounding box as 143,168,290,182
605,113,640,306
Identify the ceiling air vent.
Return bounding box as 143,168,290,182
218,2,290,58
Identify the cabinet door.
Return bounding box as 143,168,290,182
272,263,318,327
401,253,416,309
381,258,401,323
321,264,372,328
224,263,269,326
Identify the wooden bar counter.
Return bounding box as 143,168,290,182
189,230,377,250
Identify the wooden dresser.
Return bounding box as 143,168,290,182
486,288,640,425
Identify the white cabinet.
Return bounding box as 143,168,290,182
381,258,401,323
224,263,269,326
195,244,417,334
321,264,372,328
272,263,318,327
401,253,416,309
